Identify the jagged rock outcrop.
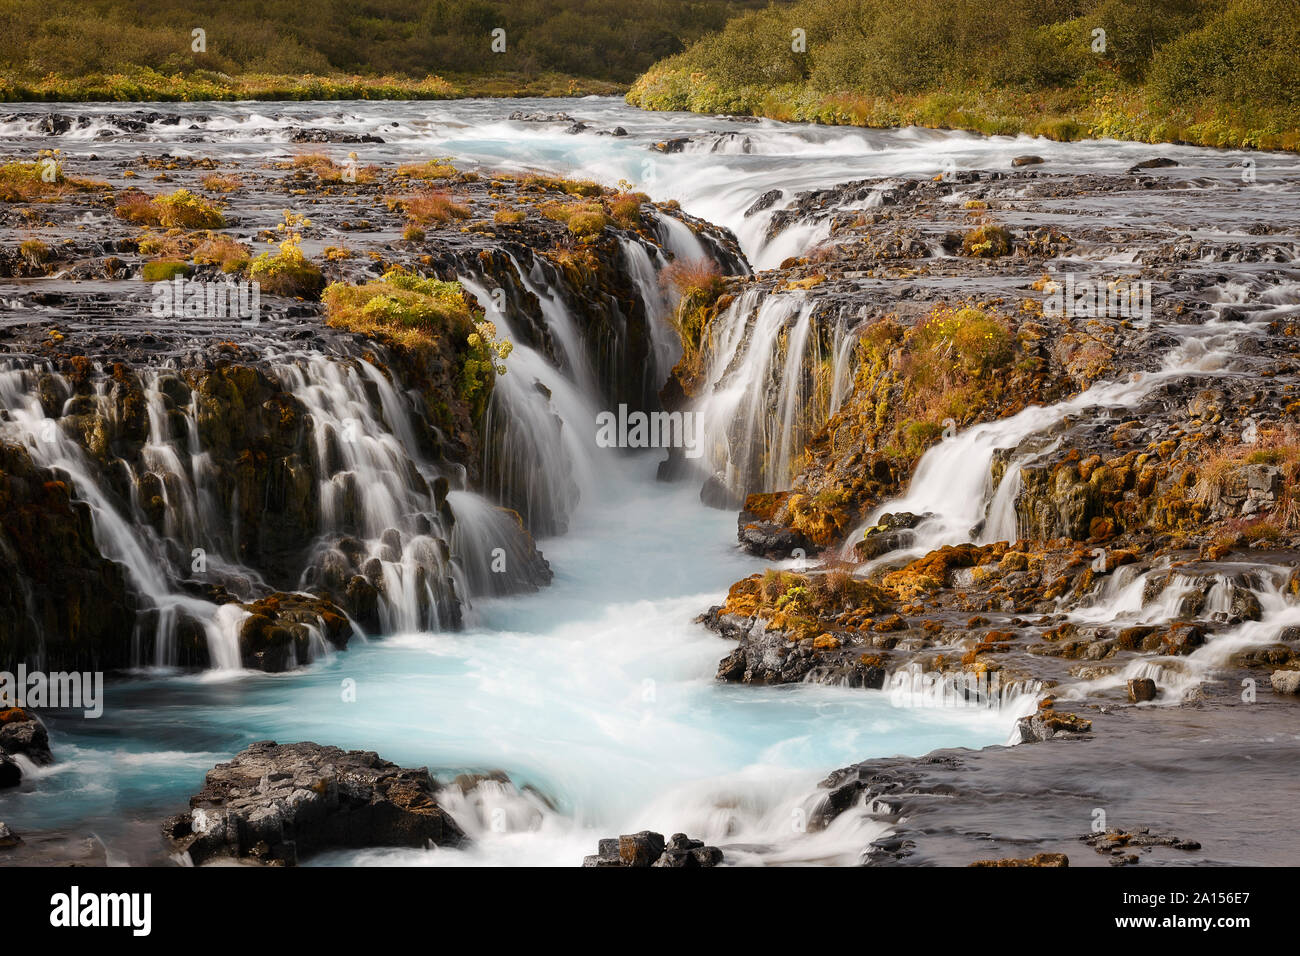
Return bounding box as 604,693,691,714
163,740,465,865
582,830,723,867
0,707,52,788
0,441,138,671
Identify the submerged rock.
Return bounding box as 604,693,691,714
163,740,465,866
1127,157,1179,173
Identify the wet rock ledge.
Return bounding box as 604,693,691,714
0,707,52,788
583,830,724,867
163,740,464,866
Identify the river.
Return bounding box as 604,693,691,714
1,96,1295,866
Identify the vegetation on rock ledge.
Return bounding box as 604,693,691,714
628,0,1300,151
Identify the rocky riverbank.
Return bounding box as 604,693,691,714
685,160,1299,710
163,740,464,866
2,102,1298,868
0,138,744,673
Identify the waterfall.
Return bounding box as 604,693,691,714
273,353,461,634
842,316,1252,561
0,363,234,667
618,237,680,386
459,275,596,536
0,344,560,668
691,290,842,496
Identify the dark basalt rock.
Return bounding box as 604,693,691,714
1011,155,1045,167
651,137,691,154
854,512,930,560
0,708,53,767
736,495,816,558
163,740,465,866
582,830,723,867
0,441,138,672
289,129,384,144
236,592,354,671
745,189,784,217
1127,157,1179,173
1015,706,1092,742
737,516,814,559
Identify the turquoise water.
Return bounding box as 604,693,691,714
6,455,1020,865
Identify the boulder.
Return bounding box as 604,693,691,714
1127,677,1157,703
583,830,723,867
1016,706,1092,742
0,708,53,766
1127,158,1179,173
1270,670,1300,695
163,740,464,866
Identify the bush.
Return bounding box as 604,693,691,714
199,173,242,192
609,192,643,227
395,160,457,180
190,236,249,273
917,306,1014,375
115,188,224,228
18,238,50,266
141,259,190,281
566,206,608,239
249,210,322,298
961,224,1013,258
404,190,471,226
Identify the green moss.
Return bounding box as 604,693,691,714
141,259,190,281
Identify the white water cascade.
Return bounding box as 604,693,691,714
841,315,1253,565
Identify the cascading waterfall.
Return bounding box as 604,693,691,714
841,315,1254,564
1059,565,1300,702
0,362,244,668
459,275,595,535
0,345,567,667
274,353,462,634
618,237,680,385
692,290,854,497
11,98,1298,866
